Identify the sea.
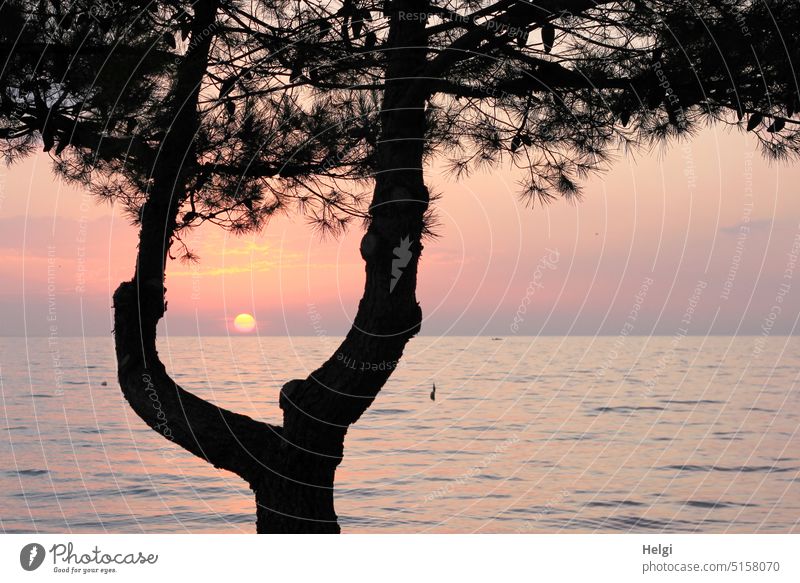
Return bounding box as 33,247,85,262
1,336,798,533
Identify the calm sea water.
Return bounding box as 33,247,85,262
1,336,798,533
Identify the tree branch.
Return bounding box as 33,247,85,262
112,281,280,483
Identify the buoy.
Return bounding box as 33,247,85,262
430,382,436,401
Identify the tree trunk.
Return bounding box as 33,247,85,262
252,0,432,533
114,0,278,491
112,0,433,534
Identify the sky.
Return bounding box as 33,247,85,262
2,124,800,337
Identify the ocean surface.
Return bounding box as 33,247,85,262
1,336,798,533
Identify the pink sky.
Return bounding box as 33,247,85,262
3,125,800,337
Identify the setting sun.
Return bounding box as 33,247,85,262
233,313,257,333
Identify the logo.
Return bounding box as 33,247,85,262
390,235,412,293
20,543,46,571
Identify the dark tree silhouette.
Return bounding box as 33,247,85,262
1,0,371,532
3,0,800,533
236,0,800,532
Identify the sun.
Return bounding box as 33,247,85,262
233,313,257,333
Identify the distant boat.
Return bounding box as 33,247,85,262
491,337,503,341
430,383,436,401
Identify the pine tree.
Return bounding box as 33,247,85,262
3,0,799,533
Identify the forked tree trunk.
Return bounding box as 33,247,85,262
114,0,277,501
113,0,432,533
113,0,281,474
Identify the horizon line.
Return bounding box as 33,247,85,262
2,334,797,339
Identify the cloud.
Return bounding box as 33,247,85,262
213,241,273,256
169,259,279,277
0,214,136,251
719,218,774,234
